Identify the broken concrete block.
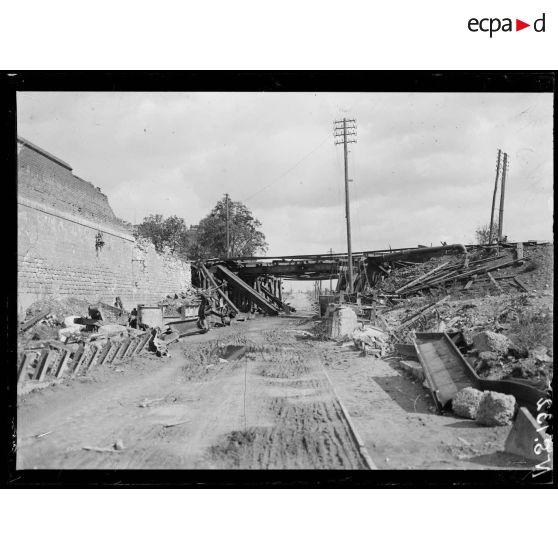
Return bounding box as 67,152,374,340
326,306,358,340
352,326,388,352
58,324,85,341
452,387,484,419
505,406,552,462
400,360,424,381
476,391,516,426
472,331,511,355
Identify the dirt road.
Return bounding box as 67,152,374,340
17,317,368,469
17,313,529,470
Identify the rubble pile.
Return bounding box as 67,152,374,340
17,288,194,391
370,244,552,301
378,253,460,294
352,326,390,357
24,296,91,322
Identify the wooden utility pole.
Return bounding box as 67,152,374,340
225,193,230,258
329,248,333,293
488,149,501,244
497,153,509,241
334,118,357,293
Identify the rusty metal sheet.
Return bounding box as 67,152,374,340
413,332,480,410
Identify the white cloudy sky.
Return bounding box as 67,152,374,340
17,91,553,255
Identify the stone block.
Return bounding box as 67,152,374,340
472,331,511,355
476,391,516,426
452,387,484,419
326,306,358,340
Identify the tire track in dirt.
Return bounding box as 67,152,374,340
206,332,370,469
17,318,373,470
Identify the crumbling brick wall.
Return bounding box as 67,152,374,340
17,138,191,315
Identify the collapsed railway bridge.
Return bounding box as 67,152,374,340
192,242,529,315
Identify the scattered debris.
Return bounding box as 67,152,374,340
163,420,190,428
139,397,166,408
35,430,53,438
83,440,126,453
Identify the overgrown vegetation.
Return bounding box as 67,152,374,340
475,223,494,244
508,308,553,353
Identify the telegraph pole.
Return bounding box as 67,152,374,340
497,153,509,242
329,248,333,293
225,193,230,258
488,149,501,244
334,118,357,293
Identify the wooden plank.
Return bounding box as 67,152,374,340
514,277,529,292
134,333,151,355
113,338,131,362
215,264,279,315
123,337,140,359
487,272,503,292
19,310,50,333
95,340,113,365
394,295,450,332
104,341,121,364
395,261,450,293
260,284,285,309
68,345,86,376
199,263,240,314
44,349,64,379
74,344,94,376
54,349,72,378
83,345,100,372
403,256,525,294
17,353,32,385
33,349,51,381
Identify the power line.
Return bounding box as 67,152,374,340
244,134,330,202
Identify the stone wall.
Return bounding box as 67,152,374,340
17,138,191,315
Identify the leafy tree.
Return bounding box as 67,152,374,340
475,223,494,244
135,214,190,257
192,196,268,259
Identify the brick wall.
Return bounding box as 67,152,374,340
17,139,191,315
